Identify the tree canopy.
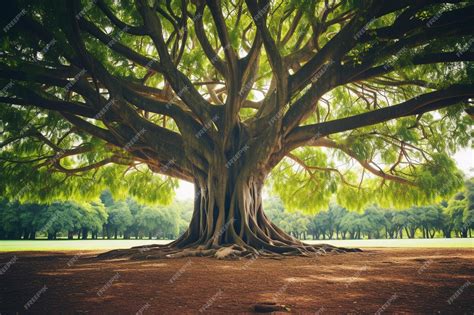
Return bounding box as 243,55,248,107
1,0,473,256
1,0,472,207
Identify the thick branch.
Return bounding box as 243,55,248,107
286,85,474,149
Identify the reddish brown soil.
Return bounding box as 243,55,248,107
0,248,473,314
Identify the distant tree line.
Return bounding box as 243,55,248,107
1,181,472,240
265,180,473,240
0,191,192,240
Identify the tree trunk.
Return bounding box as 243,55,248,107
81,228,88,240
164,172,327,256
443,228,451,238
100,165,360,259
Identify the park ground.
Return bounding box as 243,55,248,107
0,242,473,314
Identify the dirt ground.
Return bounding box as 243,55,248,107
0,248,473,314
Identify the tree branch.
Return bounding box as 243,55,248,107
285,85,474,149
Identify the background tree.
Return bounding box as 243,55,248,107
104,201,133,239
0,0,472,257
445,180,474,238
81,201,108,239
363,206,386,239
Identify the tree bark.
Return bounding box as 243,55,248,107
170,173,307,254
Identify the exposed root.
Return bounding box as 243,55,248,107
96,242,361,261
253,302,292,313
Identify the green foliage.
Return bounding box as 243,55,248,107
0,190,194,240
0,0,472,222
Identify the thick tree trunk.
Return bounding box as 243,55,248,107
100,161,360,259
170,174,309,254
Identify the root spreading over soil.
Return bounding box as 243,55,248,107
97,242,362,260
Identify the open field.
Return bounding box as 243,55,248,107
0,238,473,252
0,248,473,314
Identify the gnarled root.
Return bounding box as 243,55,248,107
97,242,361,260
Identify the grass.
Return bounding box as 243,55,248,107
0,238,472,252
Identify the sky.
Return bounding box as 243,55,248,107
174,147,473,201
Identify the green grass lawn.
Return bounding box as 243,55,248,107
0,238,472,252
